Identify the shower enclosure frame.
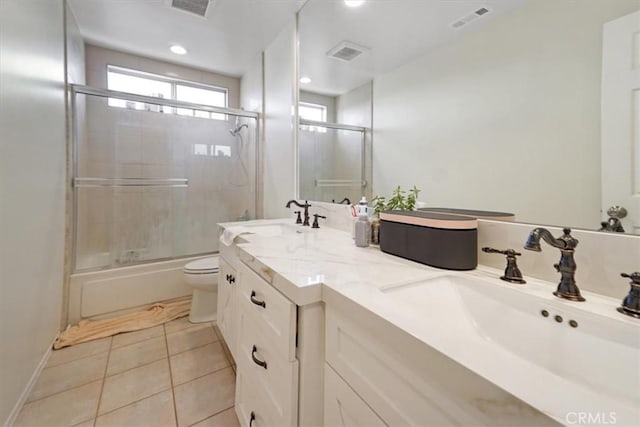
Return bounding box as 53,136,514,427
298,118,369,201
70,83,260,272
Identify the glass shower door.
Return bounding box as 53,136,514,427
73,87,257,271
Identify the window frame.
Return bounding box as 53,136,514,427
106,65,229,118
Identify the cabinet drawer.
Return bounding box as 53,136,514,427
324,364,386,427
235,367,281,427
238,262,296,360
237,307,299,425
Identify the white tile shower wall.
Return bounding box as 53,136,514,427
478,220,640,299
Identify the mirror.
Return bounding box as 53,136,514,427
298,0,640,233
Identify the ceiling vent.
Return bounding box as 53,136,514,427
326,41,369,62
450,6,491,29
170,0,211,17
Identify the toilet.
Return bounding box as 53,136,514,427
183,257,219,323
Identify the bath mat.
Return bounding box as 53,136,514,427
53,299,191,349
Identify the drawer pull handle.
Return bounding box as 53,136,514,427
229,275,235,284
251,345,268,369
249,411,256,427
250,291,266,308
225,274,231,282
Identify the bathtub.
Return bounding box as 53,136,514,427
67,255,212,325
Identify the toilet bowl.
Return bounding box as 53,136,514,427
183,257,219,323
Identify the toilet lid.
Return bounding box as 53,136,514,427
184,257,219,274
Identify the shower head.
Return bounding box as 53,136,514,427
229,123,248,136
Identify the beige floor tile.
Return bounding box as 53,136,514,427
167,323,218,355
173,367,235,427
106,336,167,376
48,337,112,368
112,325,164,349
99,359,171,415
164,317,199,335
191,407,240,427
95,390,176,427
28,352,108,402
72,419,96,427
169,342,229,386
14,380,101,427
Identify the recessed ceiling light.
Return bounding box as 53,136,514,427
300,76,312,84
170,44,187,55
344,0,365,7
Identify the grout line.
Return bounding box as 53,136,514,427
164,323,180,427
172,365,234,389
92,336,113,425
167,336,221,358
46,345,112,369
90,388,171,420
185,404,235,427
111,331,165,350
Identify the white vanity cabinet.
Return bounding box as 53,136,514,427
234,261,299,427
216,254,237,360
323,296,560,427
218,239,243,361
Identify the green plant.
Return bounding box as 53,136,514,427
372,185,421,216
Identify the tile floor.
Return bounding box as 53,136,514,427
14,318,239,427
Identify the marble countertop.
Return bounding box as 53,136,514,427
219,219,639,426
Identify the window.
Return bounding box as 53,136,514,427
299,102,328,132
106,65,228,119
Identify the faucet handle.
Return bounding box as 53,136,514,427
482,247,522,257
294,211,302,224
312,214,326,229
618,272,640,319
481,247,526,284
621,272,640,284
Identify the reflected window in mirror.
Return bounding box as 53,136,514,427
300,101,328,133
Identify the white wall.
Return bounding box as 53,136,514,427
373,0,640,229
0,0,67,424
263,17,298,218
241,52,264,218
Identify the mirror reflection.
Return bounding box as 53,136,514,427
298,0,640,234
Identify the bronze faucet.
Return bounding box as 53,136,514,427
285,200,311,226
524,227,585,301
481,247,526,284
618,272,640,319
332,197,351,205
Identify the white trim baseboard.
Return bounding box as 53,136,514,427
3,335,57,427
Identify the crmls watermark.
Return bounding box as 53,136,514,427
565,412,617,425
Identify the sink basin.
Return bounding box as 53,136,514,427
244,223,309,236
382,274,640,407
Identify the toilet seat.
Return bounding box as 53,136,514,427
183,257,219,275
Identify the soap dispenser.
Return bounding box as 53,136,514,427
354,197,370,247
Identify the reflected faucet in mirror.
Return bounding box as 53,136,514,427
286,200,312,226
599,206,627,233
524,227,585,302
332,198,351,205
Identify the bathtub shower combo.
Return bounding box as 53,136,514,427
68,85,258,323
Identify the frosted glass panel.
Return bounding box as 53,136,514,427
298,126,364,203
74,93,256,270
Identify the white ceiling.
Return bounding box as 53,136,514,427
68,0,304,77
299,0,528,96
69,0,528,88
